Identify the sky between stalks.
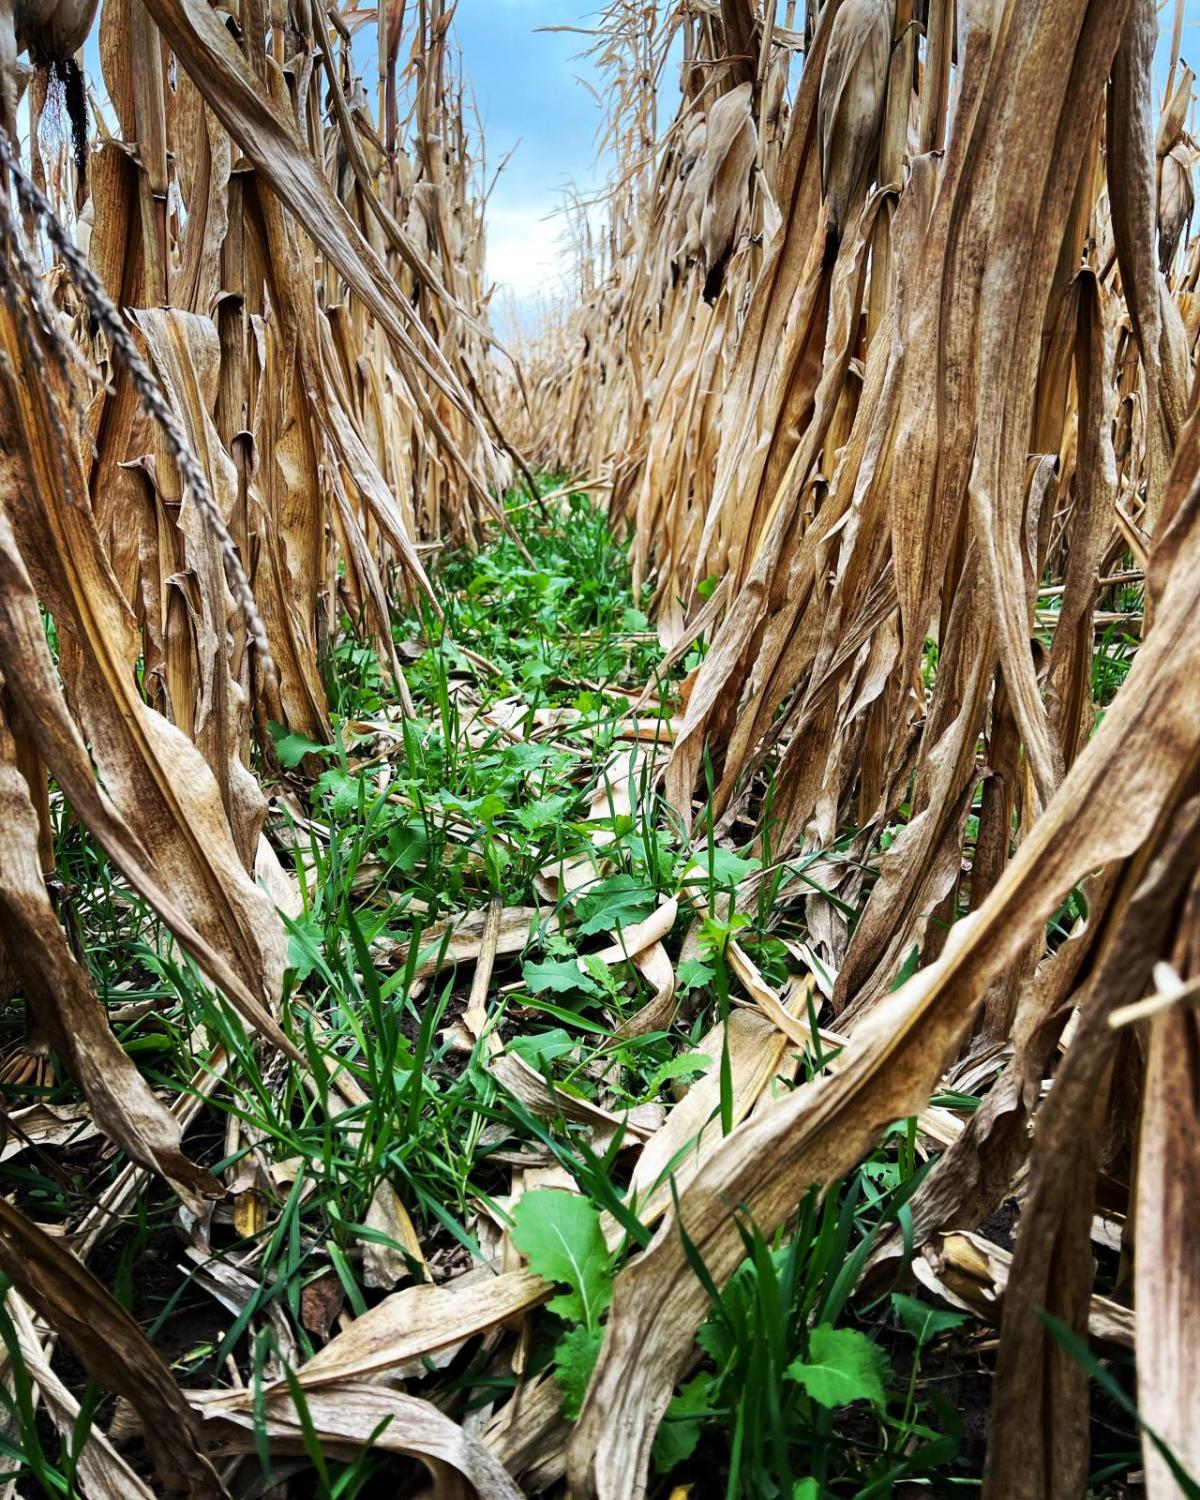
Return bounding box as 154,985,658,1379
464,0,1200,324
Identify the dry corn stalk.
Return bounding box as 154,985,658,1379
504,2,1200,1497
2,0,1200,1495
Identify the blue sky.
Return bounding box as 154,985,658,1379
454,3,614,314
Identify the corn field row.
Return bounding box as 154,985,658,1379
0,0,1198,1496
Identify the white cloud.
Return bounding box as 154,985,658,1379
485,195,575,304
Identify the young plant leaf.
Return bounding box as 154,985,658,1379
891,1293,969,1349
555,1324,603,1420
574,873,658,937
677,957,716,992
786,1324,891,1412
523,958,604,997
510,1190,613,1330
269,725,331,768
650,1373,709,1474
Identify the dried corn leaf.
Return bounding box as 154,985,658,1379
0,706,221,1209
297,1269,548,1388
3,1295,157,1500
0,1199,221,1497
190,1383,521,1497
569,463,1200,1495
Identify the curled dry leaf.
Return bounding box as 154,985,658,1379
0,1101,98,1163
0,704,221,1210
295,1269,547,1389
489,1050,656,1149
189,1383,523,1499
381,905,550,980
0,1199,222,1498
1158,140,1195,273
912,1231,1134,1349
3,1294,157,1500
587,895,679,967
626,1001,804,1231
480,1368,570,1492
615,939,678,1039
